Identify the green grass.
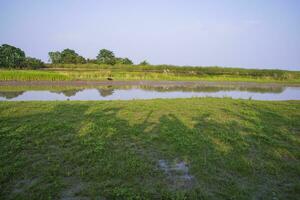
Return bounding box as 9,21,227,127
1,63,300,83
0,98,299,199
47,64,300,83
0,70,69,81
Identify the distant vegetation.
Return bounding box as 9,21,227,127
1,67,299,83
48,49,86,64
49,48,134,65
0,44,135,68
0,44,300,83
0,44,44,69
42,63,300,83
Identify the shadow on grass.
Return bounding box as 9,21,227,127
0,101,299,199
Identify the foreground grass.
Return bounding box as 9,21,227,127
1,64,300,83
0,98,299,199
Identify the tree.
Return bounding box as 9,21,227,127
96,49,116,65
139,60,149,65
0,44,26,68
49,49,86,64
120,58,133,65
115,57,133,65
60,49,80,64
75,55,86,64
24,57,44,69
48,51,62,64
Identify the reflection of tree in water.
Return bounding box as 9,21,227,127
0,91,24,99
98,88,114,97
51,89,82,97
61,89,82,97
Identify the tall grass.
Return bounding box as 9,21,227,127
0,70,69,81
57,70,300,82
46,63,300,81
1,66,300,83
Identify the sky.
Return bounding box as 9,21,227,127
0,0,300,70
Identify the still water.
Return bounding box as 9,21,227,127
0,84,300,101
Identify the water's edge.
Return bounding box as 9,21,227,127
1,82,299,101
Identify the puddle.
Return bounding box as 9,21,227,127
158,159,196,190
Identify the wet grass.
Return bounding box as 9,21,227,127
0,98,300,199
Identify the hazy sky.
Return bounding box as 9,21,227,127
1,0,300,70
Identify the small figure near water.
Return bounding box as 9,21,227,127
107,75,113,81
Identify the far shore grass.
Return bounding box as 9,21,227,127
0,98,299,199
0,64,300,83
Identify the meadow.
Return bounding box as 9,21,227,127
0,98,299,199
0,64,300,83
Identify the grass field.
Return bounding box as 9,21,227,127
1,98,299,199
1,64,300,83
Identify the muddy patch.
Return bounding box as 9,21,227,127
158,159,196,190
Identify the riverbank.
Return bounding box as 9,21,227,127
1,98,299,199
2,80,300,87
1,65,300,83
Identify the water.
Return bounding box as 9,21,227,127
158,159,195,189
0,84,299,101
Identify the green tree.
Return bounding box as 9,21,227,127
48,51,62,64
49,49,86,64
115,57,133,65
60,49,80,64
24,57,45,69
119,57,133,65
96,49,116,65
75,55,86,64
0,44,26,68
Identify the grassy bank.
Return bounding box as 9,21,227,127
0,98,299,199
1,64,300,83
0,70,69,81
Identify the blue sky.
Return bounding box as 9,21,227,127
0,0,300,70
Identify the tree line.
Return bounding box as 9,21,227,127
0,44,149,69
0,44,44,69
48,49,134,65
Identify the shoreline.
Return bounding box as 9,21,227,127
1,80,300,87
